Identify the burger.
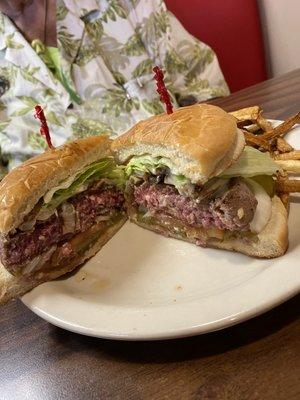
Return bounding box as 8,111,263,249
0,104,290,305
0,136,126,304
112,104,288,258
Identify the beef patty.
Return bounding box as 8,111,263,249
0,187,124,270
133,179,257,231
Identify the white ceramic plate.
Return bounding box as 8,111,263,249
22,121,300,340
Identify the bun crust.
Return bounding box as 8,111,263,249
0,216,126,305
0,136,111,234
128,196,288,259
112,104,245,184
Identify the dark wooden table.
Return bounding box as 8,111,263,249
1,69,300,400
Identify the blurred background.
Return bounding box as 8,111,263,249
1,0,299,169
166,0,300,92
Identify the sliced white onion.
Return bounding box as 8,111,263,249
61,203,76,234
23,246,56,275
245,178,272,234
37,207,56,221
22,255,41,275
19,217,37,232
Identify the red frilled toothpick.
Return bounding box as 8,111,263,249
153,66,173,114
34,105,54,150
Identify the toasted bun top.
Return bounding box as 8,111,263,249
112,104,245,184
0,136,111,234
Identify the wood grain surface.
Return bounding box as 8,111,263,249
1,69,300,400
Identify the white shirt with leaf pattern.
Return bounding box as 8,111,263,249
0,0,229,171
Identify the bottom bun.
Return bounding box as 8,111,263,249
129,196,288,259
0,216,126,305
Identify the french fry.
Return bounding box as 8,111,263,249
276,168,289,181
231,107,300,196
230,106,261,123
279,193,290,212
275,178,300,193
276,137,294,153
243,131,270,151
230,107,272,132
257,115,273,132
262,111,300,140
274,160,300,174
274,150,300,160
230,106,273,135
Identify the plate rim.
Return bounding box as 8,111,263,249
21,119,300,340
22,284,299,341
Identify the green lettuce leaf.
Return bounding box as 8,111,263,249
40,158,124,215
251,175,275,197
125,154,167,176
125,154,190,190
125,147,278,193
220,146,279,178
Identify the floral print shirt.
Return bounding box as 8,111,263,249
0,0,229,172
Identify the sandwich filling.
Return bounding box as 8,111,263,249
0,158,125,276
125,146,279,245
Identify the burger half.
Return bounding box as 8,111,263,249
0,136,126,304
112,104,288,258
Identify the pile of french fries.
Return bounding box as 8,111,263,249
229,106,300,210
